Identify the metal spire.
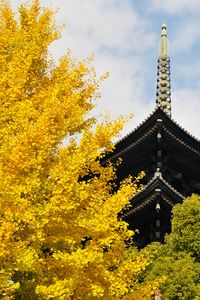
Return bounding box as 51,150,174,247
156,24,171,116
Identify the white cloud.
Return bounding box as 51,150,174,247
171,21,200,55
44,0,156,136
149,0,200,14
8,0,200,140
46,0,155,58
173,89,200,139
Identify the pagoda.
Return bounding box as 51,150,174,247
103,24,200,248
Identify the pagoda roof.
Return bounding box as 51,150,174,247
108,107,200,161
123,170,185,218
103,107,200,184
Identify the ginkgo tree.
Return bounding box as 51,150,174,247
0,1,154,299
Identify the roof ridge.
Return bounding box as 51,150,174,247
123,171,185,217
158,174,185,199
115,107,158,145
115,107,200,147
169,113,200,144
109,124,157,162
131,170,185,200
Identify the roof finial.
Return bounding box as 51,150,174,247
156,24,171,117
160,23,168,57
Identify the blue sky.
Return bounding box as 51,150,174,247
10,0,200,138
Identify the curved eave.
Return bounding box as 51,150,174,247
123,173,185,217
104,108,158,162
103,107,200,163
161,110,200,156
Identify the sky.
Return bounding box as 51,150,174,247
10,0,200,139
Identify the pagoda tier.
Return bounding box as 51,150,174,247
104,107,200,195
123,170,184,248
103,107,200,246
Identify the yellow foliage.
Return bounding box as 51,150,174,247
0,1,153,299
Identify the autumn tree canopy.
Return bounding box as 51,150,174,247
0,1,154,299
